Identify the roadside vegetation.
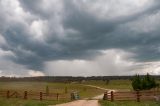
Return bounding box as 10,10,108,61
99,100,160,106
0,97,68,106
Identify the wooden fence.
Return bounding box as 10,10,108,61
103,90,160,102
2,89,159,102
0,90,69,101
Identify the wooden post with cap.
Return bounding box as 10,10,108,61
111,91,114,102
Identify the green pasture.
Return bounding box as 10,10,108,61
0,81,104,106
0,97,68,106
83,79,160,91
0,80,159,106
99,100,160,106
83,80,132,90
0,81,104,98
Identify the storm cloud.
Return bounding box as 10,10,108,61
0,0,160,76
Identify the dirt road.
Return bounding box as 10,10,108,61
84,84,117,92
49,85,116,106
85,84,117,100
50,100,100,106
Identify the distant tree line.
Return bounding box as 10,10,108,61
0,75,160,82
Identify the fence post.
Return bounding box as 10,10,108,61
24,91,27,99
136,90,140,102
103,91,108,100
40,92,42,101
56,93,59,101
111,91,114,102
7,90,10,98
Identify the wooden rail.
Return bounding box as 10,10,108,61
0,90,69,101
103,90,160,102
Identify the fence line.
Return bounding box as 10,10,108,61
2,89,159,102
0,90,69,101
103,90,160,102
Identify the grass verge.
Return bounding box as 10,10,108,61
99,100,160,106
0,97,69,106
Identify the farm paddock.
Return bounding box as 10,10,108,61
0,79,159,106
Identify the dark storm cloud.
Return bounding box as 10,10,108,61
0,0,160,71
19,0,51,19
62,0,160,48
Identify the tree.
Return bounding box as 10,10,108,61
141,73,157,90
132,74,142,90
132,73,157,91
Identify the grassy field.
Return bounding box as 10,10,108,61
83,80,132,90
99,100,160,106
0,81,104,106
0,97,68,106
0,80,159,106
83,79,160,91
0,81,104,98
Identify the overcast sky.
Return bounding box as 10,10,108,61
0,0,160,77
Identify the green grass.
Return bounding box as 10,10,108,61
83,80,132,90
0,81,104,98
47,82,104,98
99,100,160,106
1,80,159,105
0,97,68,106
0,82,47,92
83,80,160,91
0,81,104,105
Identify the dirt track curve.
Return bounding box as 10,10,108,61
49,85,116,106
